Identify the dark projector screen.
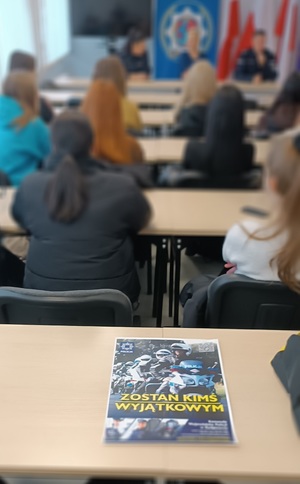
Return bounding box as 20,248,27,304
70,0,152,37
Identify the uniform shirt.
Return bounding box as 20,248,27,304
119,51,150,75
234,48,277,82
179,52,205,76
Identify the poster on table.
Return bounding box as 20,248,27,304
104,337,237,443
153,0,221,79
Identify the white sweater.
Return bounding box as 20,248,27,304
222,220,287,282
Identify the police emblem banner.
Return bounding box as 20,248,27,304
154,0,221,79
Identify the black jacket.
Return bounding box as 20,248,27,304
183,140,254,176
234,48,277,82
12,160,150,302
174,104,207,137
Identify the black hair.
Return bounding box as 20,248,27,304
204,85,246,175
45,111,93,223
125,28,146,54
270,72,300,110
253,29,266,37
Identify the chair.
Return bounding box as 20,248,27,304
206,274,300,330
0,287,133,326
0,170,10,187
158,166,262,189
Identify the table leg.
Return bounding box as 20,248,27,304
174,238,182,327
155,237,168,327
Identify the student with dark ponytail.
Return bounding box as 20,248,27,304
12,111,151,303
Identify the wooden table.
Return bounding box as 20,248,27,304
140,109,262,128
0,188,271,326
140,137,270,165
41,88,274,109
53,75,279,96
0,324,299,481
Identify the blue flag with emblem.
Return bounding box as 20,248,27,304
154,0,221,79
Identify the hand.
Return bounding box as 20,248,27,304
224,262,237,274
253,74,263,84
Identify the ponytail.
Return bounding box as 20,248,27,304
45,155,88,223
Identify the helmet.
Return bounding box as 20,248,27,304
125,361,134,367
171,343,192,356
137,354,152,366
156,349,172,359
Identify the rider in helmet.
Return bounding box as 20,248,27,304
171,342,192,364
150,349,175,378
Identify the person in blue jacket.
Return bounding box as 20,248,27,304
0,71,50,186
234,30,277,83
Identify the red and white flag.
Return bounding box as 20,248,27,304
217,0,240,80
278,0,299,83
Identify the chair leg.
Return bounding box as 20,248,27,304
147,243,152,295
169,239,174,318
174,238,183,327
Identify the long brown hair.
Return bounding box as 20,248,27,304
255,135,300,293
81,79,143,164
45,111,92,223
93,56,126,96
3,71,39,128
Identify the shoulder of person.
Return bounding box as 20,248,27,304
226,220,264,243
240,48,254,59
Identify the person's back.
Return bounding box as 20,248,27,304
183,85,254,177
0,72,50,186
12,112,150,302
258,72,300,134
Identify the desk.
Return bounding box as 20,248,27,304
140,109,262,128
141,138,270,166
53,75,279,97
0,324,299,480
0,188,271,325
42,88,274,109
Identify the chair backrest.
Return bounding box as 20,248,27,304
0,170,11,187
0,287,133,326
206,274,300,330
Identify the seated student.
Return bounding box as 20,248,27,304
234,30,277,83
0,71,51,186
257,72,300,134
9,50,54,123
93,56,142,133
179,26,204,78
182,85,255,177
12,111,151,303
119,28,150,81
181,134,300,327
81,79,144,165
174,60,216,137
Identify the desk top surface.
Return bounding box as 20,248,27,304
140,137,269,165
53,75,280,94
0,324,299,480
0,188,271,237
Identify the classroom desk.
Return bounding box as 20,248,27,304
0,188,271,326
140,109,262,128
53,75,279,97
140,137,270,165
41,88,274,109
0,324,299,481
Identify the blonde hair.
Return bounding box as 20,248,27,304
93,56,127,96
252,135,300,293
3,71,39,128
176,60,216,115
